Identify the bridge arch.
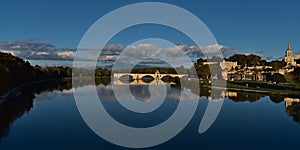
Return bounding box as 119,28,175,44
119,74,134,83
141,75,155,82
161,74,175,79
113,71,188,81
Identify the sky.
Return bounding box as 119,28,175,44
0,0,300,62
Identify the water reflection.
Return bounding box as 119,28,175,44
0,78,300,142
0,78,107,140
0,90,33,139
0,80,70,139
114,78,175,86
285,97,300,123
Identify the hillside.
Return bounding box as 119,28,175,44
0,52,35,94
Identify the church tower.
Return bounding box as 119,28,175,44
284,42,296,66
286,42,292,57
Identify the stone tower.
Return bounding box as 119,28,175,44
284,42,296,66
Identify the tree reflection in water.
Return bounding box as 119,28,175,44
0,78,300,141
0,78,109,140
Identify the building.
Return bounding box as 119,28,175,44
220,60,238,70
284,42,297,66
203,60,239,80
201,42,299,80
203,60,239,70
278,64,295,75
227,65,272,81
295,52,300,60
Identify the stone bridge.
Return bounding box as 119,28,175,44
113,70,188,80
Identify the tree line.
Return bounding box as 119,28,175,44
0,52,111,95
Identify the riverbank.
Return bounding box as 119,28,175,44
0,78,63,101
208,80,300,95
0,76,112,102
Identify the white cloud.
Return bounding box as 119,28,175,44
58,51,75,59
0,40,238,66
36,52,50,55
0,50,16,55
200,44,238,57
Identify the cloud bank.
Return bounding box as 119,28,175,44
0,40,76,60
0,40,238,64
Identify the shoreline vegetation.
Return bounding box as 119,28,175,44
1,52,300,100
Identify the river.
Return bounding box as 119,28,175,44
0,79,299,149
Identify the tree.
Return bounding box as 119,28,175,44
197,64,210,79
196,58,206,64
229,54,247,66
270,60,286,70
295,59,300,64
293,67,300,83
0,52,36,94
259,60,267,66
228,54,261,67
270,73,287,83
247,54,262,66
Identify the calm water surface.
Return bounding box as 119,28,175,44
0,79,299,149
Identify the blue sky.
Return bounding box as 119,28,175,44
0,0,300,60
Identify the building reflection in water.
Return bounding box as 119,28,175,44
285,97,300,108
1,78,300,142
284,97,300,123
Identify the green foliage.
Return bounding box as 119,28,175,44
0,52,111,95
270,60,286,70
229,54,261,67
196,58,206,64
270,73,287,83
193,63,210,79
285,74,295,83
0,52,34,93
259,60,267,66
95,68,111,77
33,65,72,79
293,68,300,83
